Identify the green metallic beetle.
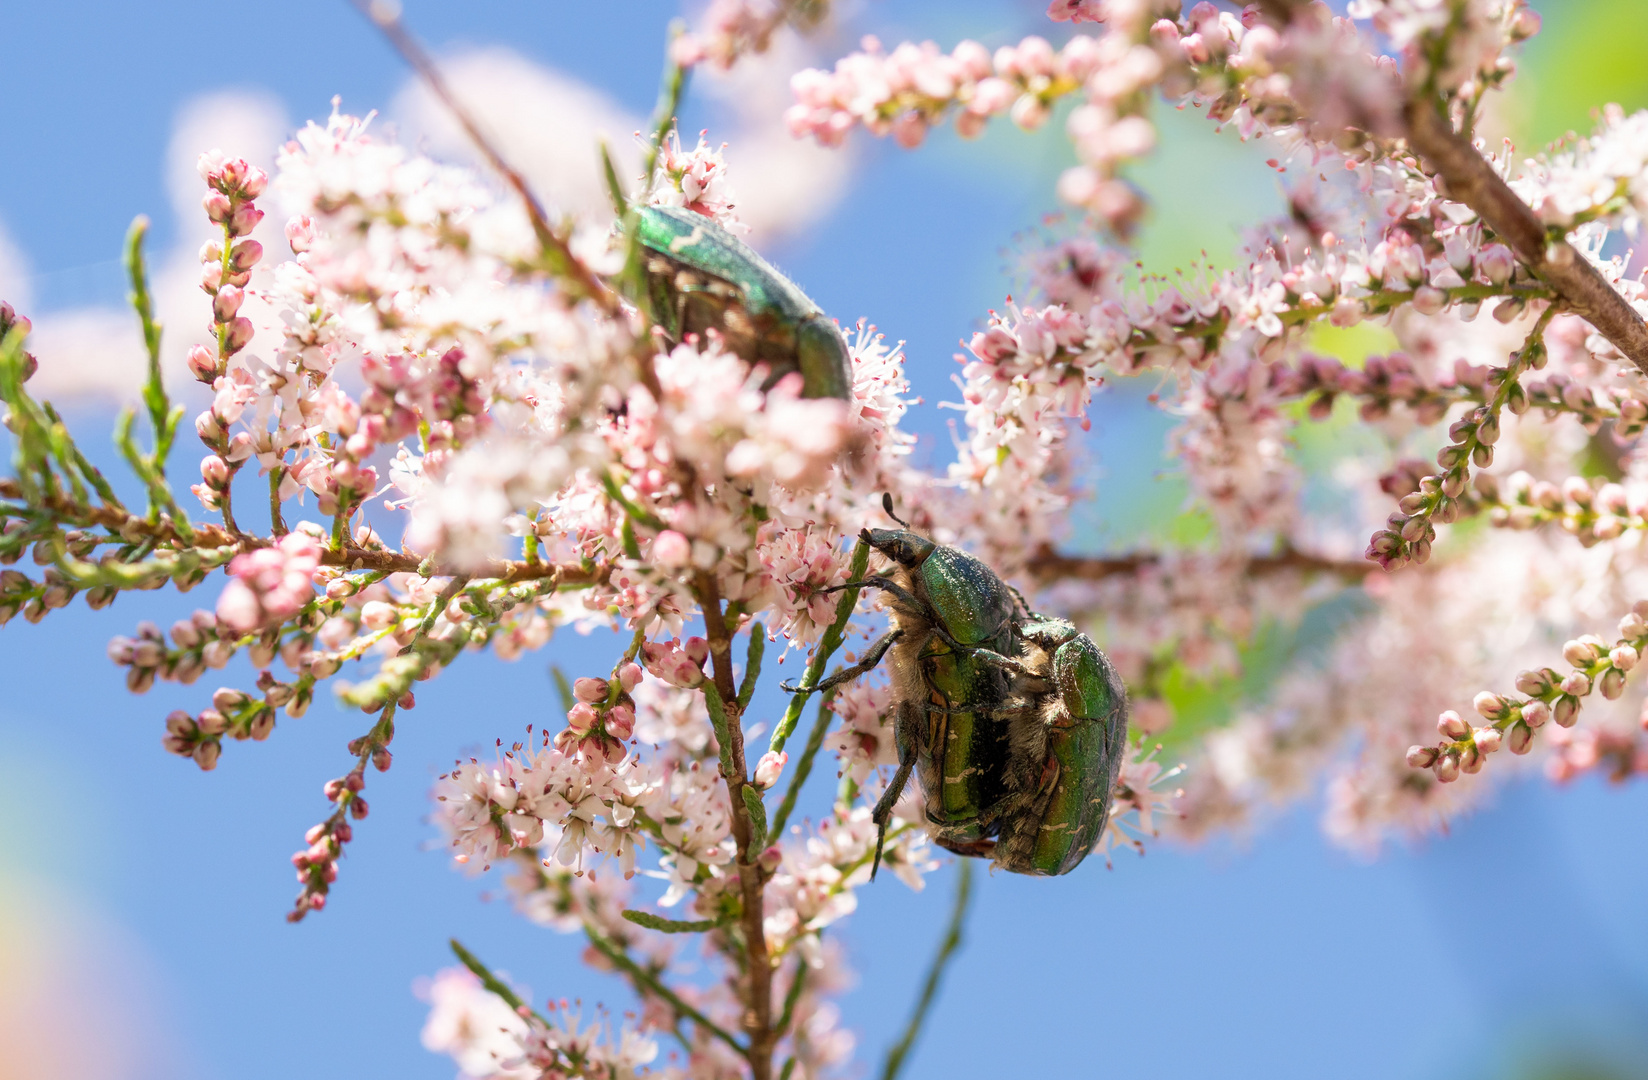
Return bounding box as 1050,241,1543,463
785,501,1020,874
628,205,853,401
787,497,1129,877
988,614,1130,876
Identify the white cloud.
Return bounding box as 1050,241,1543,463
392,47,644,223
27,308,147,400
390,42,853,243
692,36,854,243
0,219,33,314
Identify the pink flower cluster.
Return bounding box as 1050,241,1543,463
641,636,709,689
648,129,742,230
215,532,323,633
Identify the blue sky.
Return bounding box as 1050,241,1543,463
3,3,1648,1079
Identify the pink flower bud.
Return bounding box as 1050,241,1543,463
229,239,263,271
573,677,611,703
1434,752,1460,783
683,637,709,664
1010,93,1050,131
1515,668,1554,696
193,740,221,771
210,687,247,713
1611,644,1639,671
652,530,692,569
758,846,783,873
605,704,635,741
1559,672,1591,697
196,409,225,441
1438,709,1470,739
228,203,264,238
1562,638,1601,665
165,710,197,738
187,344,218,382
359,600,397,630
567,701,599,735
213,284,244,323
1459,745,1483,774
224,317,255,355
239,166,268,200
203,190,233,224
200,454,230,489
1406,745,1439,768
617,662,643,692
1473,727,1502,754
1507,720,1534,754
1600,667,1627,700
1476,244,1515,285
753,750,788,789
1521,700,1550,729
1411,286,1447,316
1553,695,1580,727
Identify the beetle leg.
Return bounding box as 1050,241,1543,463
870,698,922,881
818,575,924,614
779,629,903,695
958,646,1039,679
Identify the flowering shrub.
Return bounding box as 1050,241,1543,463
4,0,1648,1077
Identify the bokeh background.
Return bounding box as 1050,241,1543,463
3,2,1648,1078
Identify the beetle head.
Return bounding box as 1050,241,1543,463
860,527,935,568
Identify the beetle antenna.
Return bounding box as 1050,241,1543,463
881,492,908,528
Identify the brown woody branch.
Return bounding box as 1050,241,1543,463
1024,543,1369,585
1403,97,1648,377
348,0,620,317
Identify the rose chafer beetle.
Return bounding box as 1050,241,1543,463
789,497,1129,877
628,204,853,401
989,614,1130,876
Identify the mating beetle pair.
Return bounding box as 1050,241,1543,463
625,208,1129,875
790,497,1130,878
627,205,854,401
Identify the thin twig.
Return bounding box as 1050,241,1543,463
1024,543,1368,585
450,939,549,1024
348,0,618,314
880,861,974,1080
765,689,835,845
585,929,747,1057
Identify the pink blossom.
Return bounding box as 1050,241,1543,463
216,533,324,633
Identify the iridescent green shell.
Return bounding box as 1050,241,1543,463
633,205,852,400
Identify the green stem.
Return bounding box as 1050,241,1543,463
738,623,765,710
269,467,288,536
775,961,807,1037
702,680,739,781
450,938,548,1024
124,217,167,454
765,689,835,845
769,539,869,755
585,928,746,1058
621,908,732,934
880,862,974,1080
